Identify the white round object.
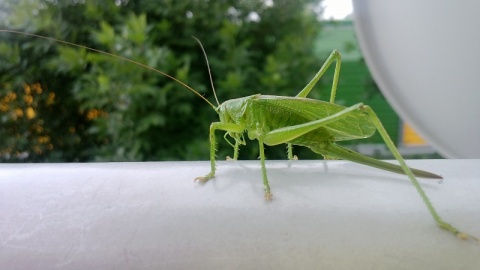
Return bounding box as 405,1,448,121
352,1,480,158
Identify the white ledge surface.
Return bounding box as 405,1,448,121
1,160,479,269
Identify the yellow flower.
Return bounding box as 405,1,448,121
38,136,50,144
0,103,8,112
46,92,55,105
26,107,36,119
35,125,44,133
15,108,23,117
24,95,33,105
8,92,17,101
24,83,31,95
33,83,43,94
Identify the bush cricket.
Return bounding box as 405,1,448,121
1,29,477,241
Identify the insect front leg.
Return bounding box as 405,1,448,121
224,133,240,161
287,143,298,160
232,140,240,160
195,122,244,183
227,133,245,160
296,50,341,103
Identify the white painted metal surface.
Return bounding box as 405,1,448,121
1,160,479,269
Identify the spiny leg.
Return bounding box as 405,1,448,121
287,143,298,160
258,139,272,200
232,134,246,160
361,105,478,241
194,123,218,182
296,50,341,104
260,103,475,239
233,140,239,160
224,133,240,160
195,122,244,182
226,141,240,160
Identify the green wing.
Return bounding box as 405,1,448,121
254,95,376,141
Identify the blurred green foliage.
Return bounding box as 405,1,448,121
1,0,327,162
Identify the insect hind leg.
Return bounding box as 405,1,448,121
296,50,341,104
360,105,478,241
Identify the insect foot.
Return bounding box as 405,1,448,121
194,174,214,183
438,220,479,242
264,192,273,201
456,232,479,242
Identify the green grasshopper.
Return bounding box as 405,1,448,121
1,30,477,241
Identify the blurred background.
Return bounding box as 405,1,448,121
0,0,438,162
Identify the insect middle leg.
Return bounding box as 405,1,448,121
257,103,364,199
258,138,272,200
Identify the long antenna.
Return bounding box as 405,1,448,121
191,36,220,107
0,30,218,110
